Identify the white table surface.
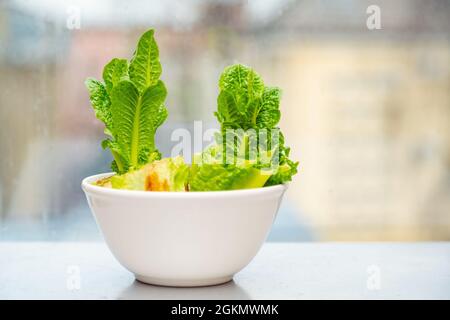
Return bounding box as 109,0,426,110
0,242,449,300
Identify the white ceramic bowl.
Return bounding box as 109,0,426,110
82,173,287,287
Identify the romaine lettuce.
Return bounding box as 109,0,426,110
85,29,167,174
86,29,297,191
191,64,298,190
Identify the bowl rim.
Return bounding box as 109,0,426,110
82,172,287,199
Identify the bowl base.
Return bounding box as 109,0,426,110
135,274,233,287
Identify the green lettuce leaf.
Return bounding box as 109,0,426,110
215,64,265,130
257,87,281,129
110,80,167,169
219,64,264,114
103,58,129,94
129,29,162,94
101,139,127,172
85,29,167,174
85,78,112,133
85,78,126,172
215,90,241,129
189,163,270,191
215,64,283,131
264,132,298,185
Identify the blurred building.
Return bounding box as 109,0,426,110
256,0,450,240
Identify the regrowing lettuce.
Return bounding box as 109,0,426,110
215,64,280,130
86,29,297,191
190,64,298,191
85,29,167,174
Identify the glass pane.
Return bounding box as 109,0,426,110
1,0,449,242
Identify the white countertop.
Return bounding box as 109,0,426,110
1,242,449,299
